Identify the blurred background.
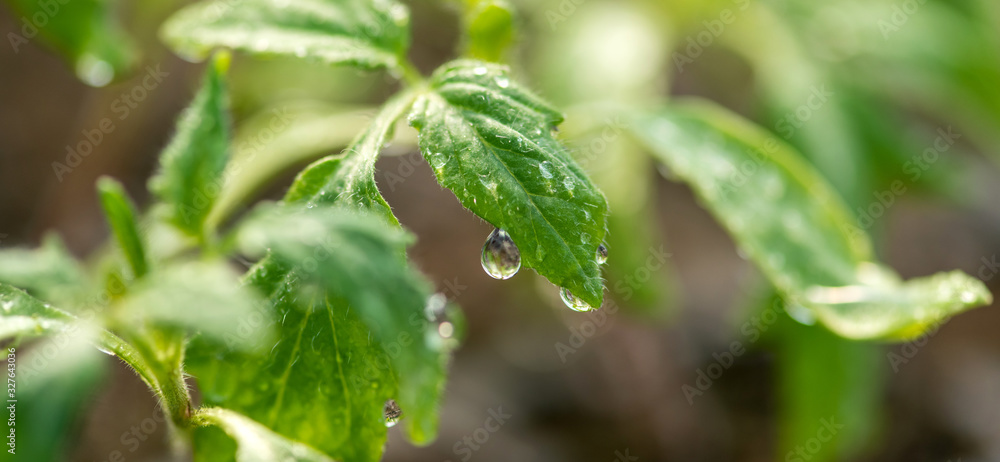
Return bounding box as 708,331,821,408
2,0,1000,460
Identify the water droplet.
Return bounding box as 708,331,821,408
494,76,509,88
960,291,977,303
438,322,455,338
481,228,520,280
560,288,596,312
383,399,402,427
1,300,12,312
425,293,447,322
596,244,608,264
473,66,488,76
95,345,116,356
562,177,576,193
538,161,554,179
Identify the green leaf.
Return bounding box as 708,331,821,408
149,54,231,237
115,261,271,351
283,87,422,225
0,283,196,429
187,281,402,462
14,331,108,462
192,408,335,462
161,0,412,72
462,0,515,62
630,100,992,340
0,283,73,340
97,177,149,278
409,59,609,308
2,0,135,86
0,233,87,304
233,204,448,443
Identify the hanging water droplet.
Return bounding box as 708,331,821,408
481,228,521,280
560,288,595,312
596,244,608,264
383,399,402,427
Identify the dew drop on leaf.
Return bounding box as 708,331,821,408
538,161,554,179
481,228,521,280
494,76,509,88
560,288,596,312
383,399,402,428
596,244,608,264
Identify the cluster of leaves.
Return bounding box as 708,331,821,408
2,0,996,461
0,0,611,460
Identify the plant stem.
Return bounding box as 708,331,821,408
398,60,425,87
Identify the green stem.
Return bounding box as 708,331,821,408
398,59,425,87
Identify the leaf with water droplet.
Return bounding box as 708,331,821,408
595,244,608,265
481,228,521,280
161,0,412,72
188,204,450,460
409,60,610,308
559,287,595,312
631,100,992,340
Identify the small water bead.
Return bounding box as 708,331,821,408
539,161,554,179
383,399,402,428
559,288,596,312
481,228,521,280
494,76,510,88
596,244,608,264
